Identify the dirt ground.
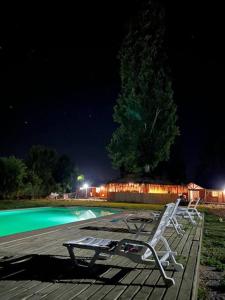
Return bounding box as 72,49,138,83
199,266,225,299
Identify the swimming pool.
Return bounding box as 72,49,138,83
0,207,120,237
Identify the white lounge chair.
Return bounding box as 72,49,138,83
63,203,183,287
176,198,202,225
166,198,186,236
124,198,185,238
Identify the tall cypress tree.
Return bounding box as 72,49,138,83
107,0,179,177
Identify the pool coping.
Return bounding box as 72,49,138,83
0,211,127,245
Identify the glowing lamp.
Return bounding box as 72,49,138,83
83,183,89,189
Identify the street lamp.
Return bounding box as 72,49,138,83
80,183,89,198
83,183,89,198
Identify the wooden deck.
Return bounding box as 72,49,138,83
0,211,203,300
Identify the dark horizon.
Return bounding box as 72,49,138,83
0,1,224,188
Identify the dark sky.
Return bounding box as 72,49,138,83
0,1,224,187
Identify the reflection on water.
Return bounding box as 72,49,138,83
71,208,114,220
77,210,97,220
100,210,113,217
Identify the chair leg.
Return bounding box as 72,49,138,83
66,246,78,265
149,245,175,287
134,223,147,239
134,224,139,231
89,250,100,267
160,236,183,272
169,219,183,236
169,252,184,271
123,219,134,233
193,209,202,220
184,211,196,225
172,217,185,235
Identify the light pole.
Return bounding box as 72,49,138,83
83,183,89,198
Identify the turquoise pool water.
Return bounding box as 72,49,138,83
0,207,119,237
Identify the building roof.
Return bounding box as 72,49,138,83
187,182,204,190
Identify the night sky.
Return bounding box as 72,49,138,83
0,1,224,187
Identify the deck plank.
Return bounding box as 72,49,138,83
88,285,115,300
0,211,203,300
176,241,200,300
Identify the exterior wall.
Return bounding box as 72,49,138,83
108,192,178,204
204,190,225,203
199,190,206,200
106,183,145,193
106,183,187,195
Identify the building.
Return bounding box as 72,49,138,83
90,180,225,204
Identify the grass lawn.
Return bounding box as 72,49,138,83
198,209,225,299
201,211,225,271
0,199,164,212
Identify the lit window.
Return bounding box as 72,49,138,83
212,191,218,197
